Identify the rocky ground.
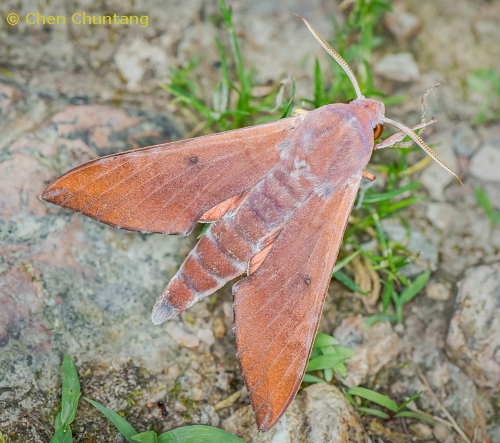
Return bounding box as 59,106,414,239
0,0,499,442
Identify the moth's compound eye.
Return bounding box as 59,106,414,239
373,123,384,140
346,98,355,104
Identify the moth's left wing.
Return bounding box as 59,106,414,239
233,176,361,432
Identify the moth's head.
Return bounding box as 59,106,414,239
347,97,385,137
297,14,462,184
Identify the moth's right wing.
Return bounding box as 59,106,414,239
233,176,361,432
41,116,303,235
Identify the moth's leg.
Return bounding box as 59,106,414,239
375,118,437,150
362,171,375,181
355,172,376,209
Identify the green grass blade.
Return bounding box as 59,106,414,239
281,79,296,119
161,84,212,119
348,387,398,412
372,211,388,257
306,353,351,372
332,362,349,379
332,270,367,295
362,181,420,203
158,425,245,443
383,196,427,214
356,407,390,419
397,391,422,411
382,277,393,315
214,37,230,114
398,271,430,305
314,57,324,108
394,411,436,424
332,249,362,274
302,374,325,383
61,355,80,426
132,431,158,443
84,397,138,442
313,333,338,348
475,187,498,223
50,425,73,443
365,314,397,328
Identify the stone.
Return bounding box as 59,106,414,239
426,282,451,301
421,132,460,201
452,125,481,157
470,145,500,183
445,263,500,388
426,202,460,231
114,38,169,92
165,322,200,348
384,3,422,43
222,384,367,443
373,52,420,82
333,316,401,387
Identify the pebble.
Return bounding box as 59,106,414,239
165,322,200,348
426,202,460,231
452,125,481,157
222,384,367,443
383,3,422,43
469,145,500,182
426,282,451,301
445,263,500,387
374,52,420,82
333,316,401,387
114,38,168,92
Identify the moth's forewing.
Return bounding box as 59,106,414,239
41,116,302,236
233,178,361,432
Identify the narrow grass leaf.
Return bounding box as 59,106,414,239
382,277,393,315
320,345,335,382
332,249,362,274
398,271,430,305
157,425,244,443
383,196,427,214
333,362,349,379
306,354,350,372
348,387,398,412
302,374,325,383
84,398,138,442
475,187,498,223
332,270,367,295
394,411,436,424
132,431,158,443
356,407,390,419
397,391,422,411
365,314,397,328
61,355,80,426
309,347,321,360
313,333,338,348
342,389,357,407
362,181,420,203
314,58,324,108
281,79,296,119
50,425,73,443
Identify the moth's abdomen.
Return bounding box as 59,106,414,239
151,218,256,324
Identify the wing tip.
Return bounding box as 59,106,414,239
151,292,179,325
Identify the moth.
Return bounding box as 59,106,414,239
41,17,461,433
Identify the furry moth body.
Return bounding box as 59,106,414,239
41,16,460,433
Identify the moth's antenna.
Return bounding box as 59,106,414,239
382,117,463,185
295,14,363,100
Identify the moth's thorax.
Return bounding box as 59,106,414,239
347,98,385,128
